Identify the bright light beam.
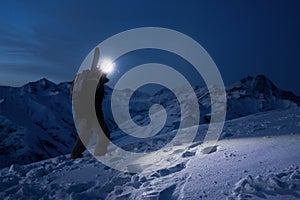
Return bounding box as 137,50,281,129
99,59,115,74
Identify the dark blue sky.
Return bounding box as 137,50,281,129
0,0,299,94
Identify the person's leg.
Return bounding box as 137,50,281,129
71,119,93,159
94,119,110,156
70,138,85,159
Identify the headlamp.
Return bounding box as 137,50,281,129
98,59,115,74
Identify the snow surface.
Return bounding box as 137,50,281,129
0,107,299,199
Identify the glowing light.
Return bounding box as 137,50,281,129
99,59,115,74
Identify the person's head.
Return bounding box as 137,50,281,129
100,73,109,85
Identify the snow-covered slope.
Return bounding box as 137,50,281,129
0,79,77,168
0,75,299,168
0,107,299,200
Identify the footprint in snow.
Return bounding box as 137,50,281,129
188,142,202,150
172,149,185,155
182,151,196,158
141,184,178,200
201,146,218,155
151,162,186,178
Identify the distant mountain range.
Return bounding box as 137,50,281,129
0,75,299,168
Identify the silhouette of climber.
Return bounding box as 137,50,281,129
71,47,111,159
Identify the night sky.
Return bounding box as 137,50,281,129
1,0,299,94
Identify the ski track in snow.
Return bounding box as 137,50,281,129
0,108,300,199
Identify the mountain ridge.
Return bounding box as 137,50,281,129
0,74,299,168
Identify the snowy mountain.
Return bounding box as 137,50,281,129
0,75,299,168
0,79,76,168
226,75,300,119
0,107,299,200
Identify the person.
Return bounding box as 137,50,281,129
71,47,111,159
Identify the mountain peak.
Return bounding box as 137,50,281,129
33,78,55,86
231,74,277,96
21,78,56,94
228,74,300,105
251,74,277,96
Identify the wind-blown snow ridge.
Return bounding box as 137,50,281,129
228,166,300,200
